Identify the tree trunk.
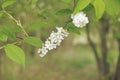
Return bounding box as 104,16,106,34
86,25,103,80
99,15,110,80
114,39,120,80
86,14,111,80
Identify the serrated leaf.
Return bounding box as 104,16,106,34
0,25,16,39
65,22,80,34
73,0,91,14
0,32,8,42
24,37,42,47
92,0,105,19
2,0,16,9
104,0,120,16
56,9,72,16
28,22,48,31
5,44,25,67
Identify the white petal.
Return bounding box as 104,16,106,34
71,12,89,28
39,54,45,57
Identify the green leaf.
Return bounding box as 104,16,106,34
24,37,42,47
65,22,80,34
83,4,94,12
92,0,105,19
5,44,25,67
2,0,16,9
28,22,48,31
73,0,92,14
104,0,120,16
0,32,8,42
56,9,72,16
0,25,16,39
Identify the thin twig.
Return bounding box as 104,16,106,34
2,10,29,37
0,40,23,50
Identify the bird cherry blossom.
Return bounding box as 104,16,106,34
38,27,69,57
71,12,89,28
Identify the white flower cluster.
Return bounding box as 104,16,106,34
71,12,89,28
38,27,69,57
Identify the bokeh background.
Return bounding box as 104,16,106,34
0,0,119,80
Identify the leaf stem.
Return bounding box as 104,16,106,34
63,0,77,28
0,40,23,50
2,10,29,37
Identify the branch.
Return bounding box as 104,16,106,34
99,15,110,76
2,10,29,37
0,40,23,50
86,26,101,69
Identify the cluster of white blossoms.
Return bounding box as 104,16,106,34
38,27,69,57
38,12,89,57
71,12,89,28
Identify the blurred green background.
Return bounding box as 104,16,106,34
0,0,119,80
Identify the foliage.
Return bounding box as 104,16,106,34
65,22,80,34
24,37,42,47
73,0,91,14
4,44,25,67
55,9,72,16
2,0,16,9
92,0,105,20
0,25,16,40
0,0,120,68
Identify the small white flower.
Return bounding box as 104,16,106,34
39,53,45,57
38,27,69,57
41,47,48,54
71,12,89,28
49,32,58,43
45,40,56,50
45,40,52,50
38,48,41,53
62,30,69,37
56,27,63,33
38,47,48,57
